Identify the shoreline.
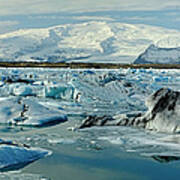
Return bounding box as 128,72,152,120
0,62,180,69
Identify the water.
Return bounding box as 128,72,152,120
2,122,180,180
0,68,180,179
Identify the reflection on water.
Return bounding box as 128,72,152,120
22,143,180,180
152,156,180,163
0,117,179,179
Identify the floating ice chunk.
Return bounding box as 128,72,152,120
0,97,67,127
153,76,169,83
96,126,180,160
48,138,76,145
45,84,74,100
15,98,68,127
12,85,33,96
79,88,180,133
0,139,51,171
144,88,180,132
0,97,23,124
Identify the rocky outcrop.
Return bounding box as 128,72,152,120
79,88,180,133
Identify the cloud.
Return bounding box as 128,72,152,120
0,0,180,16
0,21,19,26
171,17,180,22
122,16,156,22
0,21,19,34
71,16,115,21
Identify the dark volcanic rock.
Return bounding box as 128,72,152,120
79,88,180,133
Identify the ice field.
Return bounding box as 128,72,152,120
0,68,180,179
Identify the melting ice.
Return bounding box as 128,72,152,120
0,68,180,174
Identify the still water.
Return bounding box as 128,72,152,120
0,117,179,180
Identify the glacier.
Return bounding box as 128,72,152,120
134,44,180,64
0,21,180,63
134,36,180,64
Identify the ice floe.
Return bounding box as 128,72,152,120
0,138,51,171
0,97,67,127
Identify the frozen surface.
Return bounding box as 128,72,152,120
93,126,180,158
0,22,180,63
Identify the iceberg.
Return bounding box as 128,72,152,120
0,97,67,127
0,139,51,171
79,88,180,133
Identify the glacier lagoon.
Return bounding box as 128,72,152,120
1,68,180,179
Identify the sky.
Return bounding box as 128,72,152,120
0,0,180,33
0,0,180,15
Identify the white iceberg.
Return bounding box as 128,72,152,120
0,139,51,171
0,97,67,127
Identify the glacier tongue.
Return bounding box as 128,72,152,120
134,36,180,64
134,44,180,64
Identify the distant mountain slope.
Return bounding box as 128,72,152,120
134,37,180,64
0,21,180,63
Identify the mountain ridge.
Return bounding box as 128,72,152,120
0,21,180,63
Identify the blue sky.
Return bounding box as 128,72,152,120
0,0,180,33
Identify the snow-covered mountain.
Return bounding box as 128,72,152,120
0,21,180,63
134,37,180,64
